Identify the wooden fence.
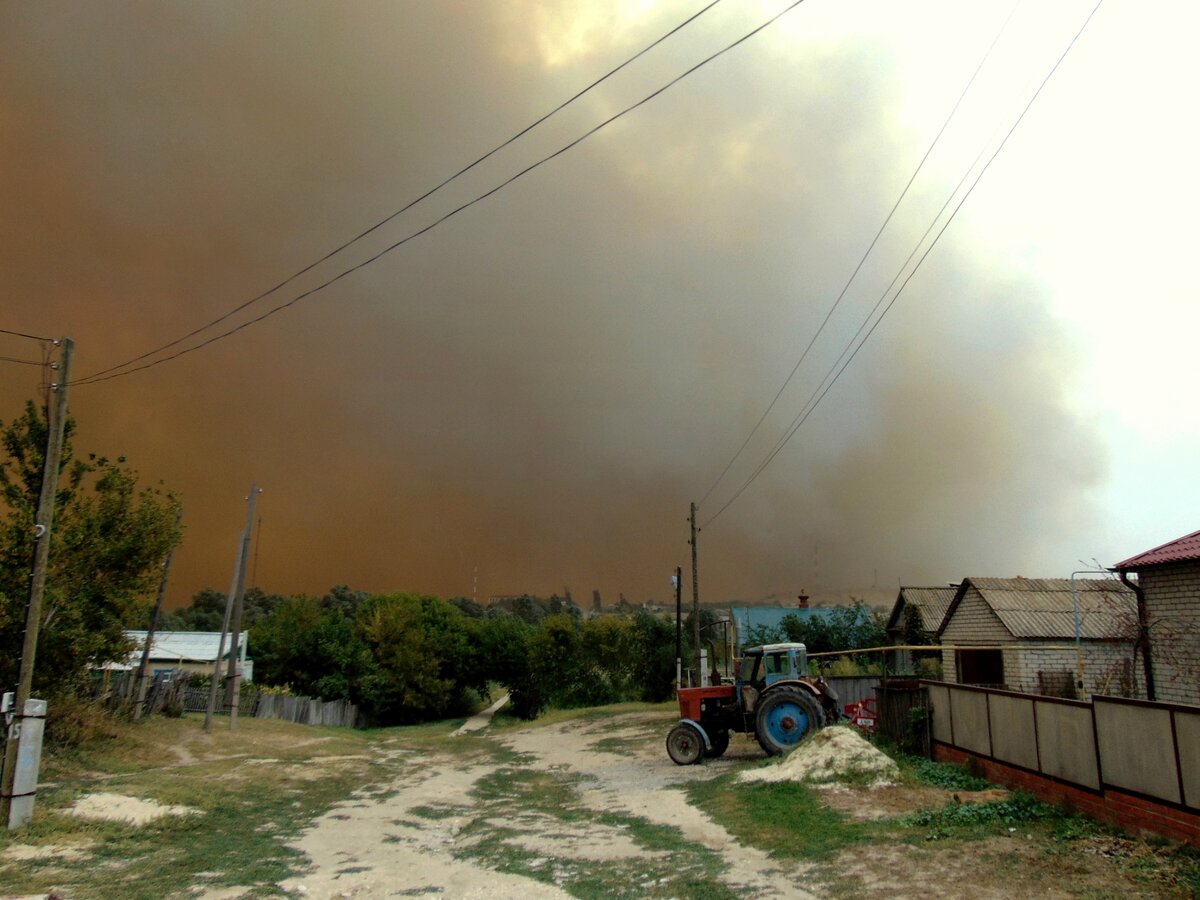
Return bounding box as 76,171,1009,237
253,693,363,728
93,670,362,728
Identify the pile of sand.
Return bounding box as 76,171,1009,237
67,792,199,825
738,726,899,786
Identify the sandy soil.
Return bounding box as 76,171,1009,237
260,713,817,900
66,792,199,825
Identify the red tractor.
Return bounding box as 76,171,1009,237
666,642,838,764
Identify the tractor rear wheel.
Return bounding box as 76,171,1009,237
666,722,704,765
705,729,730,758
754,686,825,756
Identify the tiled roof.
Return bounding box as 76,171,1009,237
885,586,957,633
1114,528,1200,570
946,578,1137,640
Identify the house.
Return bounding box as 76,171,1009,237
106,630,253,682
935,577,1142,699
1114,528,1200,706
884,585,956,671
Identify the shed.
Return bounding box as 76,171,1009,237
1114,527,1200,706
885,585,956,671
935,577,1141,699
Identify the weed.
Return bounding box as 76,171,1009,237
898,753,991,792
904,791,1064,840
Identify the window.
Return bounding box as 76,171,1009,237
957,649,1004,686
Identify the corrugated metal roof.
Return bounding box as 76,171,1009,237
1115,528,1200,570
967,578,1136,640
125,630,248,663
887,586,957,633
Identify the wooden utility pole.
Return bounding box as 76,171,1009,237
1,338,72,828
225,485,259,728
690,501,700,687
132,509,181,721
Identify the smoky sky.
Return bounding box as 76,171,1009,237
0,1,1104,608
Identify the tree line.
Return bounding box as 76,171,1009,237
0,399,685,725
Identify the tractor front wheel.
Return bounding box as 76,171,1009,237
666,722,704,765
754,686,825,756
705,729,730,758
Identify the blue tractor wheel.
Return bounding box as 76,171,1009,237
754,685,825,756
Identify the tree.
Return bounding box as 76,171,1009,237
0,401,182,696
251,596,370,702
161,587,226,631
355,593,480,725
322,584,370,618
477,615,542,719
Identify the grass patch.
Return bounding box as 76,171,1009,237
686,770,887,863
459,761,732,897
0,713,390,900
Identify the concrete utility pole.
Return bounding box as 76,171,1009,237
674,566,682,689
690,502,700,687
1,338,72,828
204,535,243,733
226,486,260,728
132,509,181,721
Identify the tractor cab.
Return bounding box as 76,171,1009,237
736,642,809,689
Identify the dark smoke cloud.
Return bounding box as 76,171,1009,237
0,1,1103,608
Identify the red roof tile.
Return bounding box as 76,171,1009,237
1115,528,1200,569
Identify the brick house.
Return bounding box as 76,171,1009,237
936,577,1143,699
1114,528,1200,706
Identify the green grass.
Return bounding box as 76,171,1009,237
686,771,889,863
0,714,390,899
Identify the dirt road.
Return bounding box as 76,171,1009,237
274,709,816,898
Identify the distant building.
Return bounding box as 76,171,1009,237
936,578,1140,699
106,630,252,682
1114,527,1200,706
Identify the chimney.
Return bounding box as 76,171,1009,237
797,592,809,609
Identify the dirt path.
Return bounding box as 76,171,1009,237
273,711,816,898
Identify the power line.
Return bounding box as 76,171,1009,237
75,0,728,385
0,328,53,343
697,0,1023,508
0,355,48,367
701,0,1105,530
73,0,811,387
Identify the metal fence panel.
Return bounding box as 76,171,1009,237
1177,709,1200,809
927,684,953,745
1095,699,1180,804
988,693,1038,771
1034,700,1099,790
949,688,992,757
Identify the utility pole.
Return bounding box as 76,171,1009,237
225,486,260,728
690,501,700,687
673,566,682,688
204,533,243,733
2,338,72,828
132,509,181,721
